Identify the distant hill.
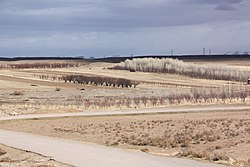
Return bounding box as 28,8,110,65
0,54,250,63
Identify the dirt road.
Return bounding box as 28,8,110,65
1,106,248,166
0,105,250,121
0,130,224,167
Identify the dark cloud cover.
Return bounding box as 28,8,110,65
215,3,235,11
0,0,249,57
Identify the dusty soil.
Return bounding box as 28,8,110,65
183,58,250,67
0,60,249,116
1,110,250,167
0,144,71,167
0,59,250,166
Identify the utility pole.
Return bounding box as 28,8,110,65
209,49,211,55
171,50,174,56
203,48,206,55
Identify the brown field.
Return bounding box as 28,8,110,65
0,144,71,167
0,110,250,166
0,58,249,116
0,57,250,166
182,58,250,67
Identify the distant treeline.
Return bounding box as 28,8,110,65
0,57,85,61
63,75,139,88
93,54,250,63
1,54,249,63
0,63,83,69
111,58,250,82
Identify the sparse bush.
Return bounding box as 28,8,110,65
140,148,149,152
0,148,7,156
10,91,24,96
210,153,229,161
55,87,61,91
181,150,208,159
111,58,250,82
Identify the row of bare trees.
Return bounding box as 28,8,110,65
33,74,62,81
0,63,82,69
47,85,248,108
101,86,247,107
62,75,139,88
111,58,250,82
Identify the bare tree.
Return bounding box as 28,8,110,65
111,58,250,82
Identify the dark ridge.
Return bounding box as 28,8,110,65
0,57,86,62
1,54,250,63
91,54,250,63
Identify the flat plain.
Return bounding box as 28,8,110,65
0,56,250,167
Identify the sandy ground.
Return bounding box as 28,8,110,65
0,144,71,167
0,58,249,166
1,110,249,167
183,58,250,68
0,130,224,167
0,60,249,116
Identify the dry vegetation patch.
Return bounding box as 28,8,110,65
1,111,250,166
0,61,87,69
0,144,71,167
0,59,250,117
0,148,7,156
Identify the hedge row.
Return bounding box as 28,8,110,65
0,63,82,69
63,75,139,88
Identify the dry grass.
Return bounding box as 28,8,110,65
1,111,249,166
0,62,86,69
1,59,250,166
0,59,249,117
10,91,24,96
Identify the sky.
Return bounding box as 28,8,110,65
0,0,249,58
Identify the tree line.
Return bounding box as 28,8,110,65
41,85,249,108
111,58,250,82
0,63,82,69
62,75,139,88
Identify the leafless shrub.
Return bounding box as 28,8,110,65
33,74,63,81
245,127,250,134
111,58,250,82
62,85,248,110
191,85,249,101
0,148,7,156
140,148,149,152
55,87,61,91
0,157,14,162
210,153,229,161
30,84,37,86
10,91,24,96
181,150,209,159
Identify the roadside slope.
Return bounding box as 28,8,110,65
0,130,224,167
1,105,250,121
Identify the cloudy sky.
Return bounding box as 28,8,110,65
0,0,249,57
